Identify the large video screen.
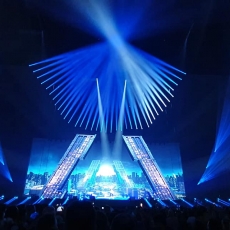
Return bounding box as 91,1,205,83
24,136,185,199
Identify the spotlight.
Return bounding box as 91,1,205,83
0,195,4,200
205,198,221,207
194,198,203,206
17,197,31,205
217,198,230,207
4,196,18,205
62,196,69,205
156,199,167,207
169,199,177,206
30,39,184,132
33,197,44,205
49,197,56,206
181,198,193,208
144,198,152,208
200,77,230,182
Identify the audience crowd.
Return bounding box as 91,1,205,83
0,199,229,230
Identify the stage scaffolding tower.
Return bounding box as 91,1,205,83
123,135,176,200
41,134,96,199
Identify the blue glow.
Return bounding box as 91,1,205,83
49,197,56,206
4,196,18,205
38,197,44,204
33,197,43,205
17,197,31,205
214,78,230,152
156,199,168,207
29,1,185,132
0,143,4,165
169,199,177,206
194,199,203,206
181,198,193,208
97,79,110,157
217,198,230,207
144,198,152,208
199,77,230,184
113,81,127,159
30,43,184,132
62,196,69,205
205,198,221,207
0,143,13,182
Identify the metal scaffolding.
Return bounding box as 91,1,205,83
41,134,96,199
123,135,176,200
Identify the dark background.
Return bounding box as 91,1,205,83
0,0,230,199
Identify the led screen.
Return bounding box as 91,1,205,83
24,136,185,199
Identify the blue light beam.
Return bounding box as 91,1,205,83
181,198,193,208
199,77,230,184
217,198,230,207
113,80,127,159
0,144,13,182
205,198,221,207
4,196,18,205
96,78,110,158
18,197,31,205
0,143,4,165
29,1,185,132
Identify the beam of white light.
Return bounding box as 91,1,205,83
0,143,4,165
96,78,110,157
113,81,126,159
198,154,230,184
199,77,230,183
214,77,230,151
91,109,99,131
96,164,115,177
78,0,125,50
76,0,182,128
0,145,13,182
5,197,18,205
125,103,133,129
30,1,185,132
96,78,106,132
18,197,31,205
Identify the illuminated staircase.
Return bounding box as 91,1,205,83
123,135,176,200
41,134,96,199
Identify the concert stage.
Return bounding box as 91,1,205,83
24,134,185,201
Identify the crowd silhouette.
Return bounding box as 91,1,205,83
0,200,229,230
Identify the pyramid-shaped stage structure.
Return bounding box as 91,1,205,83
123,135,176,200
41,134,96,199
41,134,176,200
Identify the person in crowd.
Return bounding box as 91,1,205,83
42,206,55,216
95,211,109,230
2,206,19,230
166,209,178,230
0,205,6,230
207,218,222,230
111,213,136,230
65,201,95,230
36,214,57,230
1,199,230,230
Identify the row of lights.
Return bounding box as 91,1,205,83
0,195,69,206
1,196,230,207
